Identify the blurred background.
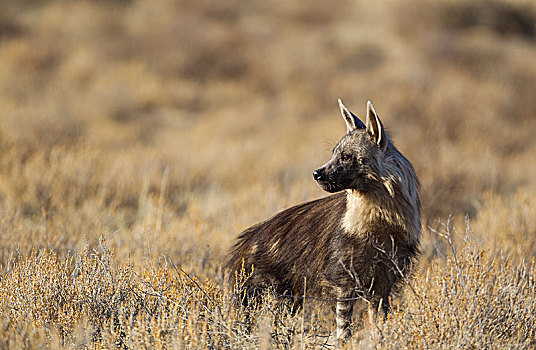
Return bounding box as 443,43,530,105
1,0,536,265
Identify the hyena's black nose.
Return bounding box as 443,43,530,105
313,168,325,181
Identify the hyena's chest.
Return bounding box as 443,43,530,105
326,231,407,289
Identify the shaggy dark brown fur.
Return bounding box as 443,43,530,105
226,100,421,340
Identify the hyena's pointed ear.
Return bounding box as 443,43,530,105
365,101,388,149
338,99,365,133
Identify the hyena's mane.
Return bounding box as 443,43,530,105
343,139,421,245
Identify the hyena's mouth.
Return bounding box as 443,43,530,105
316,180,343,193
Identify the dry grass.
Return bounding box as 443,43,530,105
1,0,536,348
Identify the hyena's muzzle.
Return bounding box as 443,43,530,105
313,161,349,193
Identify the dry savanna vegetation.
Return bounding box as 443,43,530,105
1,0,536,348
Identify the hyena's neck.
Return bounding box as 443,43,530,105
342,190,420,246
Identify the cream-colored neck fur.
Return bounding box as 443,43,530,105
342,190,420,246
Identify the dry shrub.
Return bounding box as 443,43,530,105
2,225,535,349
367,224,536,349
0,239,227,348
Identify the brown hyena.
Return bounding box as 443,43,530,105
226,100,421,340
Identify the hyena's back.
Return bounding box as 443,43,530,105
227,192,346,298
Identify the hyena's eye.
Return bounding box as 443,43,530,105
341,153,352,162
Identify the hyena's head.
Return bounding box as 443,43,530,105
313,100,393,194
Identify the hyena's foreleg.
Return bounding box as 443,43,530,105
368,294,390,326
335,286,355,340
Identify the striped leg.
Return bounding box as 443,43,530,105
335,286,355,340
368,297,390,325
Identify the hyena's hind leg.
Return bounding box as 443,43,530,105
231,283,266,335
228,266,266,333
